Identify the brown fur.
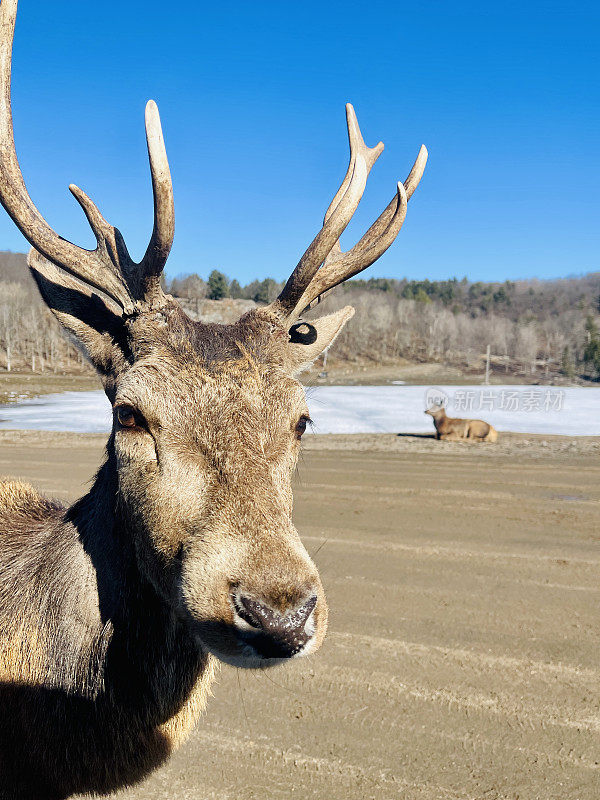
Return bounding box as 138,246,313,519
0,478,48,516
425,406,498,443
0,296,351,798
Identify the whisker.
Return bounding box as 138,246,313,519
309,537,329,560
256,664,318,712
237,670,253,738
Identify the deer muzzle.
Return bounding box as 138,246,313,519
230,588,318,659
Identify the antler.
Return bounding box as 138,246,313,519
269,104,427,322
0,0,174,313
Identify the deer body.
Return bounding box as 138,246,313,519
0,473,214,800
0,0,427,794
425,406,498,442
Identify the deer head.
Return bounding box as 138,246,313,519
425,405,446,419
0,0,426,666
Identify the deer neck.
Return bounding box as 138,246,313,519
65,448,207,722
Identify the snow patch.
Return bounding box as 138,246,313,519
0,386,598,436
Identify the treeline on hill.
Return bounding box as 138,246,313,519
169,270,283,304
1,252,599,380
142,268,600,380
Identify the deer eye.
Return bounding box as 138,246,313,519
295,415,311,440
116,405,139,429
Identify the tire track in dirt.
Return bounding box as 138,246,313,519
329,631,599,684
184,657,598,800
305,471,600,496
301,661,600,735
188,724,511,800
302,481,600,508
302,532,600,567
327,572,600,596
526,579,600,593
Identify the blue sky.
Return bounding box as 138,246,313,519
0,0,598,284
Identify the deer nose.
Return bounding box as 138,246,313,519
231,590,318,659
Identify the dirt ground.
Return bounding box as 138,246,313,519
0,372,99,406
1,431,598,800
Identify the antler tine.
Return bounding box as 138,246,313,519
403,143,428,201
138,100,175,294
272,104,383,317
0,0,22,193
322,105,384,225
0,0,131,308
343,143,426,259
295,181,408,310
0,0,174,312
295,144,428,310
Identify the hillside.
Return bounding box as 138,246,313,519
1,251,599,382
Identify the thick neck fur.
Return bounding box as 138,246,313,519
68,451,204,709
0,444,211,799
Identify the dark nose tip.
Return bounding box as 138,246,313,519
232,591,318,658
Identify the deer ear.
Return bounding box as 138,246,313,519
286,306,354,374
28,249,130,381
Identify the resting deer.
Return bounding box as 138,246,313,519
0,1,427,797
425,405,498,442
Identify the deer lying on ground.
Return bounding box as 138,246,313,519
425,405,498,442
0,1,427,797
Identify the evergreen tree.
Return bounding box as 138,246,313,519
207,270,230,300
560,347,576,379
584,316,600,376
253,278,279,304
414,288,431,303
229,279,242,299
